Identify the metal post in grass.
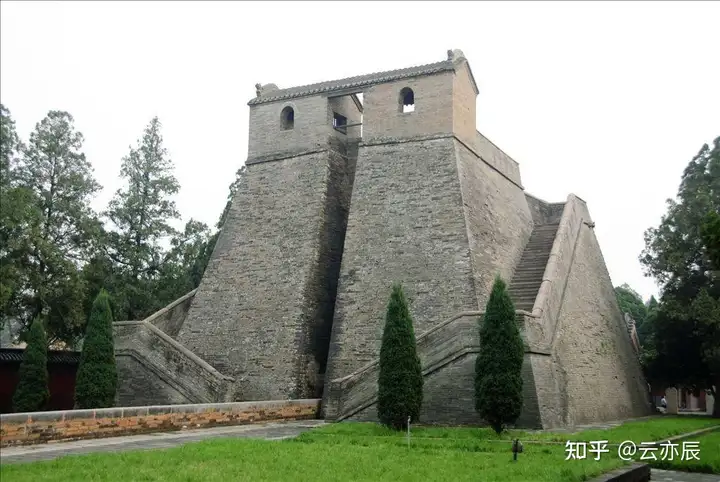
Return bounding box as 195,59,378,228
407,416,411,447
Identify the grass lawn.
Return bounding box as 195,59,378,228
649,430,720,475
1,416,718,482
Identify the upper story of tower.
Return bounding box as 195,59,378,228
246,50,522,187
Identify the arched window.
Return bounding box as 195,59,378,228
399,87,415,113
281,106,294,130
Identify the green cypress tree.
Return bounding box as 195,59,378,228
12,317,50,412
475,275,524,434
74,289,117,409
377,283,423,430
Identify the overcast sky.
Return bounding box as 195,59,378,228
2,1,718,302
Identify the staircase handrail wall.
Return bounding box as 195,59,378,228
531,194,587,347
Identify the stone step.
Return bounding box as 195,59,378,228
517,255,550,261
510,224,558,305
523,246,552,258
518,262,550,269
516,263,547,268
520,253,552,260
514,272,546,279
527,236,556,242
510,281,544,289
523,247,553,253
513,269,546,277
511,275,543,282
527,236,555,240
510,291,538,299
522,246,554,252
511,282,540,289
511,280,543,287
509,290,537,296
511,297,537,303
513,267,547,274
523,252,552,257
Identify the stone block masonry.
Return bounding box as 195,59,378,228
177,137,357,402
111,50,652,430
543,198,651,426
0,400,321,447
323,134,533,388
325,136,479,384
113,321,234,407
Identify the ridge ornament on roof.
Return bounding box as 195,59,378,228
248,49,475,106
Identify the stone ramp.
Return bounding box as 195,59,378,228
321,195,646,429
322,310,544,427
113,321,234,406
508,223,560,312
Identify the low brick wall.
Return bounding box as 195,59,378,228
0,399,321,447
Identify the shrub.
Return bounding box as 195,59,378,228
75,289,117,409
377,283,423,430
12,317,50,412
475,275,524,434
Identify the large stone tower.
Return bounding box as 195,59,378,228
175,76,363,400
114,50,652,429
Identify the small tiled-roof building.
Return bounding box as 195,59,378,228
0,348,81,413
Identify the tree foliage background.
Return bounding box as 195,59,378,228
0,104,241,347
632,135,720,417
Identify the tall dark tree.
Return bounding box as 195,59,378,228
377,283,423,430
74,289,117,409
81,255,125,322
103,117,183,319
701,210,720,273
640,136,720,300
0,104,36,325
12,317,49,412
11,111,101,345
475,276,524,434
154,219,213,299
640,136,720,417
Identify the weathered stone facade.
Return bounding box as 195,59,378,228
114,50,652,428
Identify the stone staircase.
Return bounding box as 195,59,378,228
509,224,560,312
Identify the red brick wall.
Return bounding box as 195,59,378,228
0,400,321,447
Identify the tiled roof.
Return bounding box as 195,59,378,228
248,58,457,106
0,348,81,364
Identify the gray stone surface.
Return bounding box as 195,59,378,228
115,355,189,406
113,321,233,406
325,136,479,384
114,50,651,430
650,470,720,482
0,420,326,464
544,200,652,427
145,289,196,338
177,136,356,402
